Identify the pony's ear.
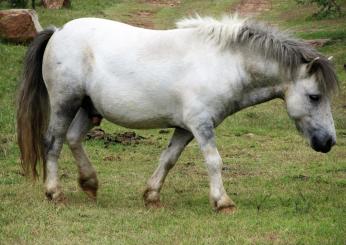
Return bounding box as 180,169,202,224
307,57,320,75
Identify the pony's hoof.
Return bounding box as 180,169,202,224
143,189,161,208
212,195,236,214
84,189,97,201
79,175,98,200
145,200,163,209
217,205,236,214
45,191,67,204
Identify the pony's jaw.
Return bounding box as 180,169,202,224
295,119,336,153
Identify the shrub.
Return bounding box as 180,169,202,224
7,0,28,8
295,0,342,19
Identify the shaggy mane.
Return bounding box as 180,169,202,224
177,15,339,95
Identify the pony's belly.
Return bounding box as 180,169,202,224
98,101,177,129
90,80,181,129
103,112,173,129
106,117,172,129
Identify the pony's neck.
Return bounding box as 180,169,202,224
237,84,285,110
235,54,287,111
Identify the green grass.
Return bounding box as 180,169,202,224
0,0,346,244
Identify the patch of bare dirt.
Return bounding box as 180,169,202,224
222,165,259,178
125,10,156,29
305,38,331,48
127,0,180,29
232,0,272,17
103,155,121,162
86,128,146,147
140,0,180,7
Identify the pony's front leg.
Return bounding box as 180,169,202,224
190,122,236,213
144,128,193,207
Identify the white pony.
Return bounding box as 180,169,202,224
17,15,338,212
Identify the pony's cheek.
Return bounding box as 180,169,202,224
285,95,307,119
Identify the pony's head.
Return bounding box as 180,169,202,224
285,56,338,153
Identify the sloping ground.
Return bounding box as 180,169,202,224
232,0,271,16
123,0,272,29
140,0,180,7
126,0,181,28
125,9,156,28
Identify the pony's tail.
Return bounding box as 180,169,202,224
17,28,56,180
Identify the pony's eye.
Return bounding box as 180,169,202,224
309,94,321,102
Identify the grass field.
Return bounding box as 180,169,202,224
0,0,345,244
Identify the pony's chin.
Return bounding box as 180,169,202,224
311,144,331,153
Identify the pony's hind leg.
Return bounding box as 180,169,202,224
144,128,193,207
44,99,81,202
66,108,99,200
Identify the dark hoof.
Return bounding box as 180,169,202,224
145,200,163,209
217,205,236,214
45,191,67,204
143,189,161,208
211,195,236,214
79,175,99,200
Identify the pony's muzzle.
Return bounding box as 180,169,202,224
311,133,336,153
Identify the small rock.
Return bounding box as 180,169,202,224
42,0,70,9
244,133,255,138
0,9,42,43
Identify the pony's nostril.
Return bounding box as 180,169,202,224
311,135,318,146
326,138,332,148
326,137,335,148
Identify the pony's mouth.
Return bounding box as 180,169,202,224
295,121,335,153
